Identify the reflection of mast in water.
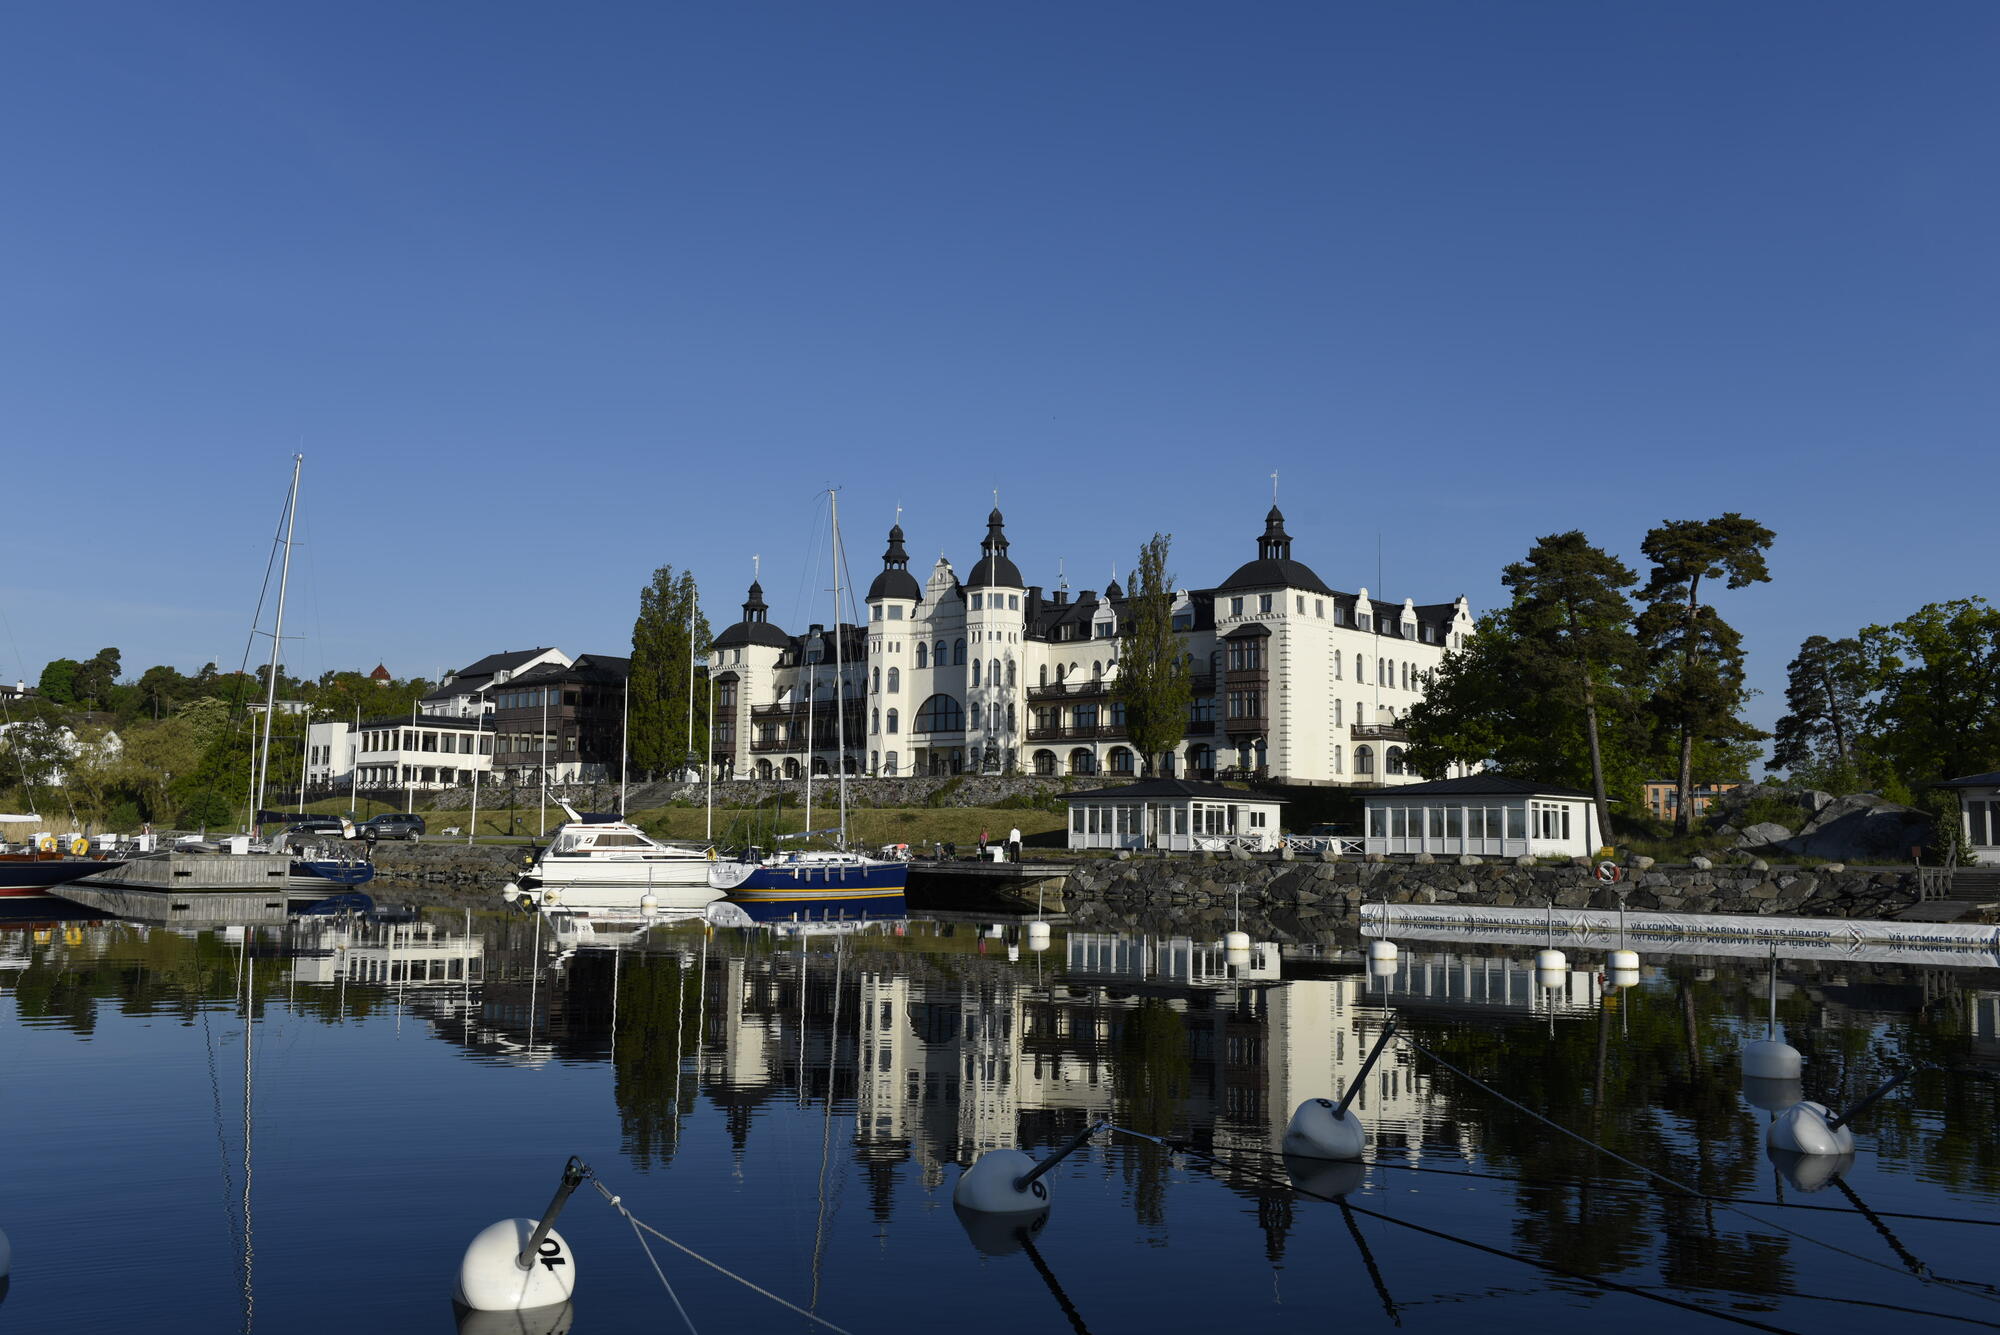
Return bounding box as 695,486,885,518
809,939,844,1313
241,937,255,1334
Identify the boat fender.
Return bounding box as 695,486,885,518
706,848,716,860
70,836,90,856
37,835,56,854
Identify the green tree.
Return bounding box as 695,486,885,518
1857,598,2000,787
1769,635,1877,789
1115,533,1192,778
37,658,80,705
135,665,189,721
71,647,122,709
1635,514,1775,834
630,566,710,779
1500,531,1639,841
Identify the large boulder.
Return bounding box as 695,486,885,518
1733,821,1794,850
1707,783,1834,825
1780,793,1932,863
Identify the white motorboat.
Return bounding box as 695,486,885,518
504,802,722,914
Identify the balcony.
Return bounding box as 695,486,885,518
1183,720,1217,737
1223,715,1268,736
1026,680,1113,702
1025,724,1127,742
1351,722,1409,742
751,697,865,720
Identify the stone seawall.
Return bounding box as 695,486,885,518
366,842,523,905
1065,855,1922,943
425,773,1075,813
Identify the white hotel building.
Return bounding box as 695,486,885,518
710,505,1472,787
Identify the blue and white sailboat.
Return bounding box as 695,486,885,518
710,490,906,910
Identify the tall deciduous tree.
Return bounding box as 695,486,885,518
1635,514,1775,834
1115,533,1192,778
1501,532,1638,842
1858,599,2000,787
630,566,710,779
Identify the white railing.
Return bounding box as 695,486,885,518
1282,835,1366,856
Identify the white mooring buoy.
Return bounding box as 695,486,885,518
1766,1100,1854,1157
1366,939,1397,962
1742,1038,1803,1080
456,1158,588,1313
1026,920,1051,943
953,1121,1106,1216
1608,949,1640,972
1224,929,1251,951
1535,948,1567,972
639,893,659,916
1283,1022,1397,1161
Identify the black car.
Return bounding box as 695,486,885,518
359,813,426,842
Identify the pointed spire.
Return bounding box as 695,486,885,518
1259,505,1293,562
743,578,768,622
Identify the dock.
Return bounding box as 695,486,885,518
61,851,297,924
906,859,1072,913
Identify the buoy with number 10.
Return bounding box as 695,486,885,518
456,1158,587,1313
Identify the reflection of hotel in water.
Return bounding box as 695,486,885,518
669,934,1607,1180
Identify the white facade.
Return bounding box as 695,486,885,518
343,715,494,792
421,648,572,719
1363,777,1602,860
1064,778,1287,852
710,505,1475,787
1947,772,2000,866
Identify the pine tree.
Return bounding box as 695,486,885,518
1501,532,1639,842
1635,514,1774,834
1115,534,1192,778
1770,634,1876,787
629,566,711,779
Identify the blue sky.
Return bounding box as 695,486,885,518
2,2,1994,741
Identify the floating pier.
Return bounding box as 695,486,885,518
60,851,296,923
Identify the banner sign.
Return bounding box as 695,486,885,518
1360,902,2000,969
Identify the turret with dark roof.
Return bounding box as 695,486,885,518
1218,505,1332,596
866,523,923,603
714,579,792,650
962,507,1023,590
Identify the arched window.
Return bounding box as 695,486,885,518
1333,744,1343,772
1039,664,1048,687
1033,749,1057,776
1354,652,1363,680
1006,702,1016,730
1355,745,1375,775
953,639,966,665
887,666,900,693
1092,661,1102,679
1386,746,1407,776
783,758,800,780
883,751,899,775
872,667,880,693
971,660,981,687
914,694,965,733
1006,659,1016,687
870,750,879,773
1069,748,1097,776
1108,747,1134,774
1334,653,1343,681
1055,663,1066,683
887,709,899,734
871,708,880,735
989,659,1000,687
970,703,982,729
916,643,928,669
755,758,773,780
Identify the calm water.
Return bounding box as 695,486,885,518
2,907,1997,1334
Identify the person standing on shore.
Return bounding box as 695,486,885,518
979,828,990,858
1007,826,1022,862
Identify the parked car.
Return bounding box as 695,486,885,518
359,813,426,842
284,818,351,839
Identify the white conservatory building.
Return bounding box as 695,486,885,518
1063,778,1288,852
1362,776,1603,860
709,503,1476,788
1943,771,2000,866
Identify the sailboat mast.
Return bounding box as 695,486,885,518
255,454,302,823
830,489,849,847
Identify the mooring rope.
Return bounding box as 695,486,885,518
1392,1034,2000,1307
591,1179,859,1334
1106,1124,1803,1334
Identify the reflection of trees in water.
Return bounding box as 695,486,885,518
612,950,700,1169
1111,998,1191,1230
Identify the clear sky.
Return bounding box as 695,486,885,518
2,2,1994,743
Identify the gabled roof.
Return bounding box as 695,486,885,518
1940,771,2000,787
455,648,560,678
1223,622,1271,639
1063,778,1288,804
1362,775,1592,800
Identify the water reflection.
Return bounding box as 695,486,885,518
4,910,1998,1331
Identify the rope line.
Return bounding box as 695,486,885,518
613,1192,700,1335
592,1179,858,1334
1394,1035,2000,1307
1106,1125,1801,1335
